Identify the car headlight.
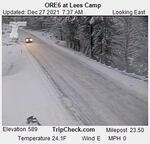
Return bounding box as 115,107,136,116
30,39,32,41
26,39,29,42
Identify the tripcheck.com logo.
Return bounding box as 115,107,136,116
52,126,95,133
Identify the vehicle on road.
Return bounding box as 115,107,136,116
25,37,33,43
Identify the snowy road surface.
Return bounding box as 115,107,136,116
19,29,148,125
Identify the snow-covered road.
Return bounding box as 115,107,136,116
19,29,148,125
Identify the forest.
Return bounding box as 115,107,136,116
3,16,148,77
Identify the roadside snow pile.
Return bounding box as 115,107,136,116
3,43,24,76
23,29,148,99
2,29,77,125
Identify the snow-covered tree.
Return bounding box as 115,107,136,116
91,17,114,65
77,17,94,57
111,17,148,75
61,17,79,50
